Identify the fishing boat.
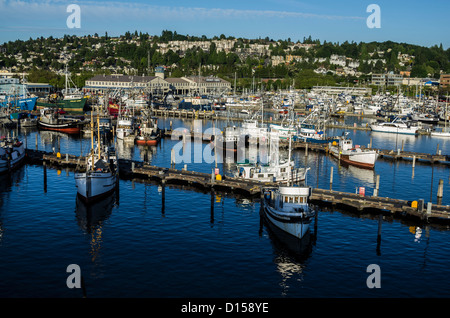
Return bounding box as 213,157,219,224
0,77,38,111
0,136,26,174
135,111,160,146
329,133,378,169
38,108,81,134
36,65,87,113
269,123,297,140
74,112,118,203
10,112,38,127
235,159,307,183
369,116,420,135
262,184,315,240
234,132,307,183
298,123,339,144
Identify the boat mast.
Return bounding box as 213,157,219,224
288,133,292,186
97,108,101,160
90,109,94,170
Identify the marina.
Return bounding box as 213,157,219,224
1,115,450,299
1,29,450,300
1,89,450,300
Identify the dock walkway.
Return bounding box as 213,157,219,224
24,149,450,224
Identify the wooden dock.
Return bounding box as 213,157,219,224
24,149,450,224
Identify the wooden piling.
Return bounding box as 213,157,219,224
437,179,444,205
374,174,380,197
43,161,47,193
329,166,333,190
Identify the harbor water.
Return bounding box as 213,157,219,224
1,115,450,299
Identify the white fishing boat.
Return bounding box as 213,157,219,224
234,132,307,183
0,136,26,174
116,116,135,140
262,184,314,240
235,159,307,183
369,116,420,135
329,133,378,169
75,113,118,203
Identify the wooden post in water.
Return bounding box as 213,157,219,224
436,143,440,155
161,178,166,215
171,148,175,168
329,166,333,190
305,143,308,157
437,179,444,205
210,189,215,224
43,161,47,193
376,214,382,255
374,174,380,197
35,134,38,150
401,139,404,152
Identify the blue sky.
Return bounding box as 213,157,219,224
0,0,449,48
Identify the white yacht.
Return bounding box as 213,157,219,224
369,117,420,135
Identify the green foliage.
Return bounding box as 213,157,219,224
2,30,449,92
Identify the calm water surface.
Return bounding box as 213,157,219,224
0,115,449,299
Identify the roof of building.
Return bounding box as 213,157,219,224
88,74,157,83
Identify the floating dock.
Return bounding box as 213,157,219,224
25,149,450,224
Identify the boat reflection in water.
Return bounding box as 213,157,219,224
338,161,377,185
260,207,315,296
75,191,116,262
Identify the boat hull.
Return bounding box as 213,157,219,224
136,137,159,146
330,147,378,169
370,124,418,135
36,98,87,113
75,171,117,203
38,121,81,134
0,142,26,174
431,132,450,138
262,203,311,240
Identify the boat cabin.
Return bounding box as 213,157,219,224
265,186,311,212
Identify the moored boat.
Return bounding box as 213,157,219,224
135,111,160,146
329,133,378,169
75,113,118,203
38,108,81,134
262,185,315,240
0,136,26,174
369,116,420,135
